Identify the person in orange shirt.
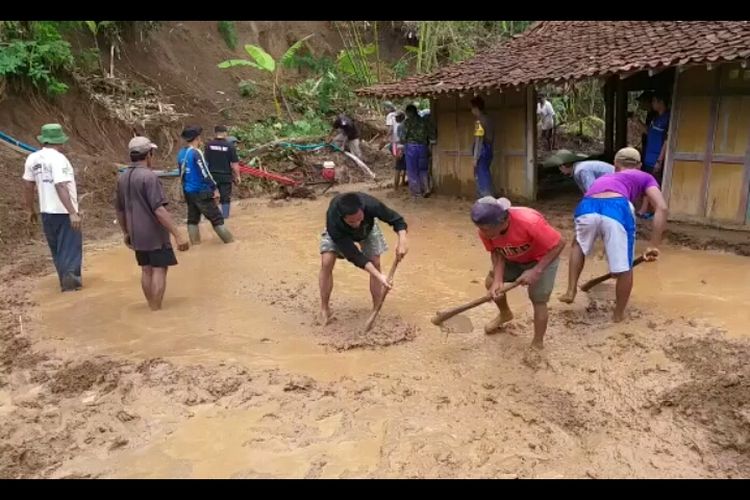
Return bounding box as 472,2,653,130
472,197,566,349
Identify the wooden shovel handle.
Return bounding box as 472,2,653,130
431,280,522,326
580,254,649,292
363,256,402,332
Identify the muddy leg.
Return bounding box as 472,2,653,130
368,255,383,308
531,302,548,349
613,270,633,322
141,266,154,307
484,273,514,333
560,240,584,303
319,252,337,324
149,267,168,311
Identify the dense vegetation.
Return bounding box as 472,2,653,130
0,21,605,146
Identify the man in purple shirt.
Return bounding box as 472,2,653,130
559,147,668,322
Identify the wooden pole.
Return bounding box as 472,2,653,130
615,78,628,150
604,77,616,161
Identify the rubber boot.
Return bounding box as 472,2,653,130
221,202,230,219
213,224,234,243
187,224,201,245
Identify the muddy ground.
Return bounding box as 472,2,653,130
1,187,749,478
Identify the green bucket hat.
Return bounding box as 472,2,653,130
37,123,69,145
542,149,588,168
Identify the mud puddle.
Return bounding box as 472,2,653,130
5,190,750,478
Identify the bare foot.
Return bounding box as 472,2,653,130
522,346,544,370
559,290,576,304
613,311,625,323
319,309,336,326
530,338,544,350
484,310,514,335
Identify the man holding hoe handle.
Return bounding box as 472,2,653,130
472,197,566,350
559,147,668,322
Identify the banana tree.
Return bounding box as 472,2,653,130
218,34,313,121
84,21,115,77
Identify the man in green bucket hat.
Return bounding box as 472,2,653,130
543,149,614,193
23,123,83,292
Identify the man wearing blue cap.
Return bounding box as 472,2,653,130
471,196,565,349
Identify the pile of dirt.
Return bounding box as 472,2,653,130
3,212,750,477
656,335,750,470
316,311,418,351
254,277,416,351
649,225,750,257
0,348,275,478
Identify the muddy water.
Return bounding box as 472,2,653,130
31,190,750,478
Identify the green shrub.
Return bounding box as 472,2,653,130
238,79,257,98
217,21,237,51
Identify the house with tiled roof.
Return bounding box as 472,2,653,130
359,21,750,227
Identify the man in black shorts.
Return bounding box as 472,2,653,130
116,136,190,311
204,125,240,219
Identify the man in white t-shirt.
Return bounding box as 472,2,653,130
537,93,556,150
384,101,397,128
383,101,399,152
23,124,82,292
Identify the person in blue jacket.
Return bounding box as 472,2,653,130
177,126,234,244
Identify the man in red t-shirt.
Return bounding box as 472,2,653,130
471,197,566,349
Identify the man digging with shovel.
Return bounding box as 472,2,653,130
473,197,566,350
319,192,408,325
559,147,668,322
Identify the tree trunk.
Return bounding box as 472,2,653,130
93,36,105,77
272,83,282,120
109,44,115,78
279,86,295,123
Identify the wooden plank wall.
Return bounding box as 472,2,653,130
666,63,750,226
433,88,533,200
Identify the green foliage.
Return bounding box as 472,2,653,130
284,53,355,114
546,80,605,140
244,44,275,72
218,35,314,121
83,21,116,41
238,79,257,98
559,115,605,141
336,43,375,78
0,22,74,95
75,47,101,74
218,58,262,70
405,21,533,74
0,20,163,95
217,21,237,50
392,56,410,80
231,111,330,148
280,34,314,68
